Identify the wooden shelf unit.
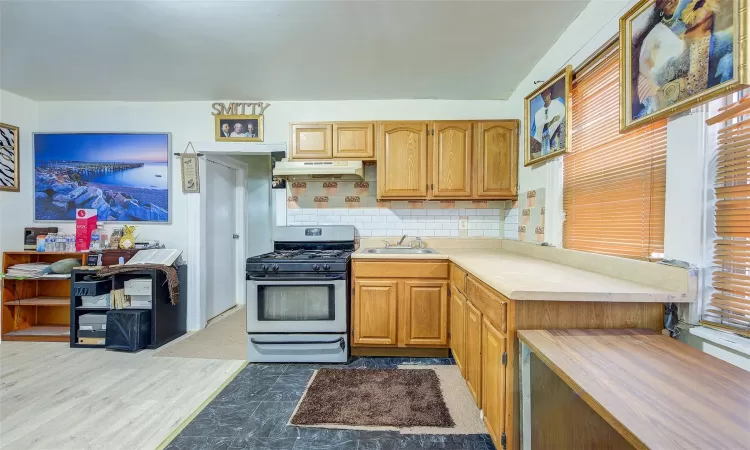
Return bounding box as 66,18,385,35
2,252,86,342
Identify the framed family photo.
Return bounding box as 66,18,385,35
0,122,20,192
216,114,264,142
524,65,572,167
620,0,748,132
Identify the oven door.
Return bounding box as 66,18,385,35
247,274,347,333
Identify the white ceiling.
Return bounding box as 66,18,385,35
0,1,589,102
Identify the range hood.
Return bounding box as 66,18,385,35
273,159,364,180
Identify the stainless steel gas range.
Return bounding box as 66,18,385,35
245,225,354,363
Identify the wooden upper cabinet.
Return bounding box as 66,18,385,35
290,123,333,159
333,122,375,160
450,286,467,377
431,122,473,197
353,280,398,346
481,316,507,445
465,300,483,407
400,280,449,347
475,121,518,198
377,122,429,198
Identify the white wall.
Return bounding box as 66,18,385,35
0,90,39,257
32,99,510,262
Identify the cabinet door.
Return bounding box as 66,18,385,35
431,122,472,198
465,301,482,407
450,286,467,376
400,280,448,347
377,122,428,198
291,123,333,159
482,317,507,446
475,121,518,198
353,280,398,346
333,122,375,159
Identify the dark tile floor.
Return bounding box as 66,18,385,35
166,357,496,450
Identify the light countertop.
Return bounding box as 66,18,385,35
352,247,688,303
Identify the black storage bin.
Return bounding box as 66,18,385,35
105,310,151,351
72,279,110,297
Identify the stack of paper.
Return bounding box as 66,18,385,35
6,263,51,278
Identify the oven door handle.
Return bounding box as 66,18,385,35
247,274,346,281
250,337,346,351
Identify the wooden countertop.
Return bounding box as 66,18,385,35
518,329,750,450
352,248,687,303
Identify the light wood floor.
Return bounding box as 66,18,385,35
0,342,245,450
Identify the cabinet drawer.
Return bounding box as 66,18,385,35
353,261,448,279
450,264,467,294
466,276,507,333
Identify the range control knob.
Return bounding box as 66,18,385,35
261,264,269,272
312,264,321,271
272,264,280,272
323,264,331,271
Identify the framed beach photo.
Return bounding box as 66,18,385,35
33,132,171,222
0,122,20,192
216,114,264,142
524,65,572,167
620,0,748,132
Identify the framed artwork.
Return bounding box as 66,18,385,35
33,132,171,222
0,122,20,192
620,0,747,132
216,114,264,142
524,65,572,166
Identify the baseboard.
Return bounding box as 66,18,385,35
352,347,450,357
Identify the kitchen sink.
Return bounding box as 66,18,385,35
362,248,440,254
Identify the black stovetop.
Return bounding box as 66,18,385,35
246,242,354,276
253,249,352,261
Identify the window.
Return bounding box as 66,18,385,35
563,49,667,260
701,92,750,336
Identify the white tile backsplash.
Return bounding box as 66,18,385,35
287,207,503,239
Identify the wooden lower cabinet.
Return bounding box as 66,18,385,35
449,287,467,376
482,317,507,447
353,280,398,346
400,280,449,346
352,262,449,350
464,301,483,407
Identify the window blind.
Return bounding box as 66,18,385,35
563,51,667,260
702,93,750,336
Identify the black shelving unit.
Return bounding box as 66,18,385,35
70,266,188,349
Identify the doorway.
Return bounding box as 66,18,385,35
205,158,239,320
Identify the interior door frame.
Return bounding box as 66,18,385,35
186,153,248,331
204,155,244,320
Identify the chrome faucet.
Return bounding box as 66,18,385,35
386,235,410,248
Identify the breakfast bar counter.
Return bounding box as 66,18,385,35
517,329,750,449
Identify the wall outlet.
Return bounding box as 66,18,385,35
459,216,468,230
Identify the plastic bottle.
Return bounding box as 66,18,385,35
56,234,66,253
66,234,76,252
100,227,109,250
89,224,102,251
46,233,57,252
